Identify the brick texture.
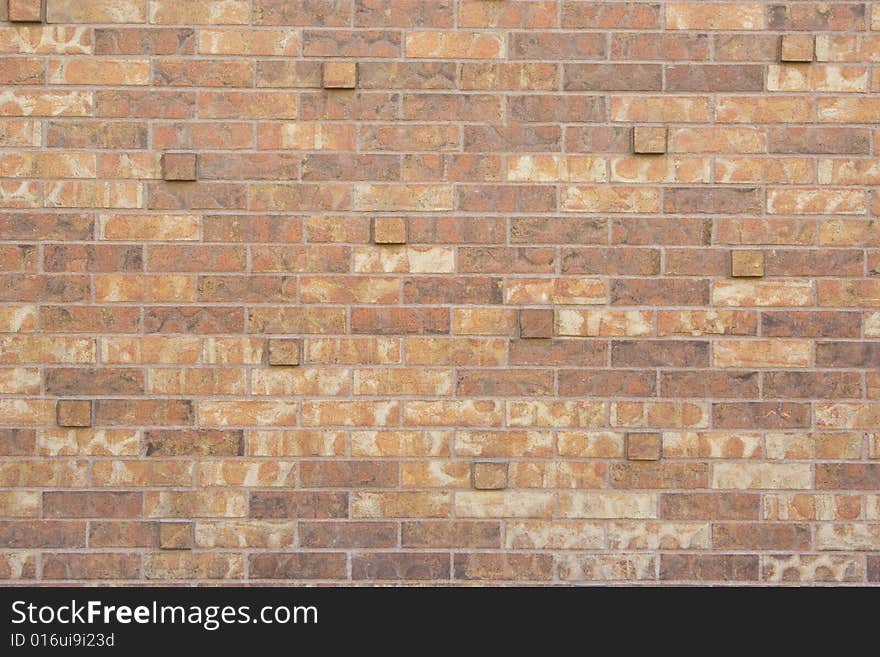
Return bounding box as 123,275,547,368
1,2,879,586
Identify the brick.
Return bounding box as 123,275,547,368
632,126,666,154
781,34,814,62
472,462,507,490
322,61,357,89
372,216,407,244
519,309,553,339
56,399,91,427
660,555,758,582
8,0,41,22
626,433,661,461
353,552,449,580
159,522,191,550
267,338,301,366
161,152,197,181
46,0,146,23
730,251,764,278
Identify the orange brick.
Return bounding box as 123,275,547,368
8,0,42,22
373,217,407,244
472,462,508,490
730,251,765,278
781,34,815,62
627,433,662,461
633,126,667,154
159,522,191,550
267,338,301,366
161,152,197,181
322,61,357,89
519,309,554,339
56,400,91,428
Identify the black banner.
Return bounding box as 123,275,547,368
0,586,872,652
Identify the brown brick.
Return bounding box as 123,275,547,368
660,555,759,582
89,522,160,548
731,251,765,278
472,462,507,490
660,493,760,520
249,492,348,519
8,0,42,22
161,152,197,181
56,399,91,427
249,553,347,580
352,552,449,580
44,492,141,519
632,126,666,154
780,34,814,62
712,523,812,550
159,522,191,550
323,61,357,88
401,521,501,548
267,338,302,366
816,464,880,490
519,309,554,339
43,553,140,580
300,521,398,548
372,216,407,244
454,553,553,581
626,433,661,461
610,463,708,489
0,521,85,548
713,403,811,429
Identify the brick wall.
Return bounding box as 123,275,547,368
1,1,879,585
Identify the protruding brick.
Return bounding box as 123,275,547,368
159,522,191,550
626,433,662,461
322,62,357,89
519,309,554,339
8,0,42,22
472,462,507,490
161,152,197,182
373,217,407,245
730,251,764,278
267,338,301,366
633,126,667,154
56,400,91,428
780,34,814,62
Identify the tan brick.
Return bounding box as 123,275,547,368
56,399,91,427
633,126,667,154
322,62,356,89
711,463,813,490
372,216,407,244
266,338,301,366
456,491,554,518
781,34,815,62
161,152,197,181
626,433,661,461
159,522,191,550
730,251,764,278
8,0,42,23
472,462,507,490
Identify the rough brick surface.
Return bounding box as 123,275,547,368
1,2,879,586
